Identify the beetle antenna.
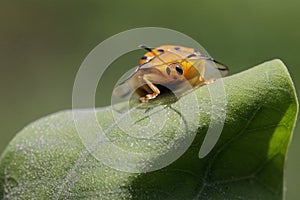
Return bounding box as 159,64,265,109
139,45,153,52
207,57,229,71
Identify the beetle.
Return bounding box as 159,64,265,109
113,45,228,103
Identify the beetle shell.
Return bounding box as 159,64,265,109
113,45,228,103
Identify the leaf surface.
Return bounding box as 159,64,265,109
0,59,297,200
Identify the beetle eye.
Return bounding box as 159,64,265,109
175,65,183,75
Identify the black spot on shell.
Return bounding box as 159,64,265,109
174,47,180,50
187,54,196,58
141,56,147,60
166,67,171,75
157,49,164,53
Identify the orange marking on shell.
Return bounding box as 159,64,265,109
138,45,201,65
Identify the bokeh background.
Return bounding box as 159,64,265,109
0,0,299,199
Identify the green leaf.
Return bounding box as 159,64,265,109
0,59,298,199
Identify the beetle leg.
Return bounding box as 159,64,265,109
139,75,161,103
199,74,206,83
199,75,215,84
199,62,216,84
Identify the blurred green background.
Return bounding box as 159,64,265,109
0,0,299,199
